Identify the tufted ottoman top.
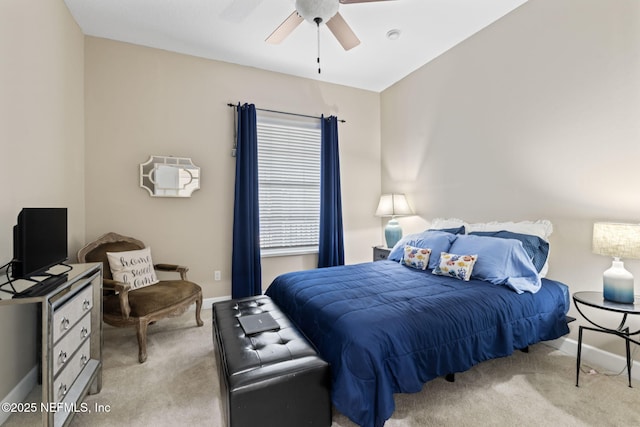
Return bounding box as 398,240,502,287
213,295,327,391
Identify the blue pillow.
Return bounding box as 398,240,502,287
448,234,541,294
388,231,457,270
469,230,549,273
428,226,466,235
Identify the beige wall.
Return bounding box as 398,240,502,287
381,0,640,356
83,37,382,299
4,0,633,403
0,0,85,399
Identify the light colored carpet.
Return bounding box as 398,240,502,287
5,309,639,426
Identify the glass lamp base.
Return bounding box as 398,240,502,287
603,260,635,304
385,218,403,249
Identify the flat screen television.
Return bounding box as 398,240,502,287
12,208,68,279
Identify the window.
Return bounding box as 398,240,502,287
256,111,321,256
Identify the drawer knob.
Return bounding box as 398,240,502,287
80,327,89,339
81,354,88,366
58,350,67,365
82,299,91,310
61,317,70,331
58,383,67,399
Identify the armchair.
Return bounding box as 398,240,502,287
77,232,203,363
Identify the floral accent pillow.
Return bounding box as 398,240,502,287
403,245,432,270
106,247,159,290
432,252,478,281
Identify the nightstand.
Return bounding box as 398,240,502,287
0,264,103,427
373,246,391,262
573,291,640,388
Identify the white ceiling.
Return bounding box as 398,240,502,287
64,0,528,92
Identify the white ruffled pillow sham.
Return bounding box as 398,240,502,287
428,218,553,277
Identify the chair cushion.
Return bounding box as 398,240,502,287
103,280,201,317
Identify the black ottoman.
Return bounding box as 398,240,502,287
212,295,331,427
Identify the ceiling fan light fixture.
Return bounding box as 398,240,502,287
295,0,339,23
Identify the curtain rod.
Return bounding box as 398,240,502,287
226,103,345,123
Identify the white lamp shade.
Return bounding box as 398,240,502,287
295,0,339,23
592,222,640,259
375,194,413,217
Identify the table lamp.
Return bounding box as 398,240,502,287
375,194,413,248
592,222,640,303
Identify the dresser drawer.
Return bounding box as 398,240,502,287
53,312,91,376
53,339,91,403
52,284,93,344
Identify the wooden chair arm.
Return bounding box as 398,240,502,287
103,278,130,293
154,263,189,280
103,278,132,319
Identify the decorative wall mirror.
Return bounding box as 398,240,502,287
140,155,200,197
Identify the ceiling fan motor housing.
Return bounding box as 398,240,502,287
295,0,339,23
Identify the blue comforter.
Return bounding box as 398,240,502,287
265,260,570,427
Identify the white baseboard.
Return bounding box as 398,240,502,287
204,296,231,308
188,296,230,312
546,336,640,381
0,366,37,426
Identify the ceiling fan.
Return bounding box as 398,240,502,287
266,0,395,51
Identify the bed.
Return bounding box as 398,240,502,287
265,226,571,427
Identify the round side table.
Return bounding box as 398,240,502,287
573,291,640,387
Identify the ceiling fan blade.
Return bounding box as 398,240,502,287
326,12,361,51
265,11,304,44
339,0,395,4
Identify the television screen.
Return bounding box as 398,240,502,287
12,208,68,279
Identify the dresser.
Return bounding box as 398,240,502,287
0,263,103,427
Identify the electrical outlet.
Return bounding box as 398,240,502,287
214,270,221,281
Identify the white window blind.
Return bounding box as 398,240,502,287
256,111,321,255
